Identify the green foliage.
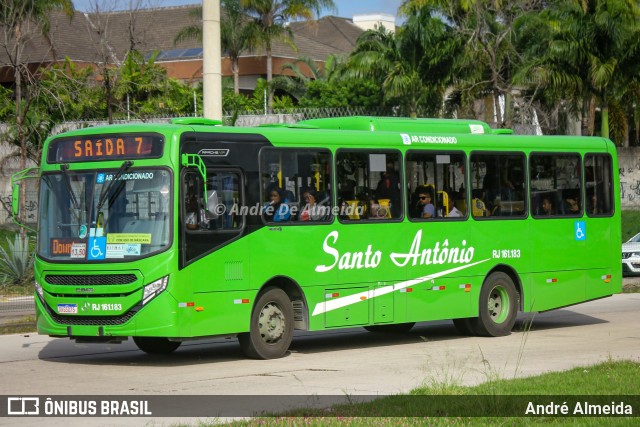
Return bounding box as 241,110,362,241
0,234,34,285
37,57,104,121
299,78,383,109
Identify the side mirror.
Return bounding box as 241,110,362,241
11,183,19,217
10,167,39,232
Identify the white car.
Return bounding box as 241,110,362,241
622,232,640,276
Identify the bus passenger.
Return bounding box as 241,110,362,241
541,196,554,216
376,161,401,217
264,187,291,222
415,187,435,219
299,187,324,221
446,192,463,217
565,194,580,215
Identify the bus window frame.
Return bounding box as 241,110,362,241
180,167,246,235
584,152,615,218
37,166,174,264
469,150,528,221
335,148,404,224
258,146,334,226
529,151,583,219
405,149,468,222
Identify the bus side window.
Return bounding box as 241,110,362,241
406,150,467,220
471,152,525,218
584,154,613,216
260,148,333,224
336,150,402,222
530,153,581,218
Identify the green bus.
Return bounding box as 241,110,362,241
12,116,621,359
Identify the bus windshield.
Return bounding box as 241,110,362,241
38,166,172,261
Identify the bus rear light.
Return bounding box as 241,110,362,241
142,276,169,305
601,274,612,283
431,286,446,291
178,302,195,308
325,293,340,299
459,284,472,292
233,299,250,304
400,288,413,293
546,278,557,283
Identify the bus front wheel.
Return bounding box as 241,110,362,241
133,337,181,354
469,272,519,337
238,287,294,359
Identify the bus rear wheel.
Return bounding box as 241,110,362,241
363,322,415,333
469,272,519,337
238,287,293,359
133,337,181,354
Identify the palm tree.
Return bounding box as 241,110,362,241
348,10,459,118
174,0,258,94
401,0,544,127
515,0,640,139
273,54,346,101
240,0,336,111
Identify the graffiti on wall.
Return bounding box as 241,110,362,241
618,150,640,208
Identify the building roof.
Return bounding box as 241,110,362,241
0,5,363,76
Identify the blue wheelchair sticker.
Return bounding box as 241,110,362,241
575,221,586,241
96,173,106,184
88,237,106,260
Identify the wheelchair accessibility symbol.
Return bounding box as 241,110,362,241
575,221,586,241
88,236,106,260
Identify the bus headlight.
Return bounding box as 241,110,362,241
35,281,43,299
142,276,169,305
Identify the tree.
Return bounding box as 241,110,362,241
274,54,347,101
0,0,74,233
514,0,640,140
240,0,336,111
401,0,543,126
348,10,459,118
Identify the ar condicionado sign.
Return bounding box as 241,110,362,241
47,133,164,163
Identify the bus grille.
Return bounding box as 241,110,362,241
48,307,140,326
45,274,138,286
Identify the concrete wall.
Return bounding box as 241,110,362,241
618,148,640,209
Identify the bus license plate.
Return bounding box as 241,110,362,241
57,304,78,314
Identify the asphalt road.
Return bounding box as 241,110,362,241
0,293,639,425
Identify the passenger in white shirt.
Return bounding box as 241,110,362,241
446,192,464,218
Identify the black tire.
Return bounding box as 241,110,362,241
468,272,519,337
452,318,475,336
363,322,415,333
133,337,181,354
238,287,293,359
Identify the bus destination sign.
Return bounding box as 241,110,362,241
48,134,164,163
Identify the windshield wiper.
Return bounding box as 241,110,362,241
60,164,80,212
95,160,133,215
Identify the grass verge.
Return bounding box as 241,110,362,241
0,314,36,334
218,359,639,426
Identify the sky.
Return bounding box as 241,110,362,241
71,0,405,22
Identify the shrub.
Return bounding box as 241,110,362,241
0,234,34,285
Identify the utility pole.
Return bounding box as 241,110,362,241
203,0,222,120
